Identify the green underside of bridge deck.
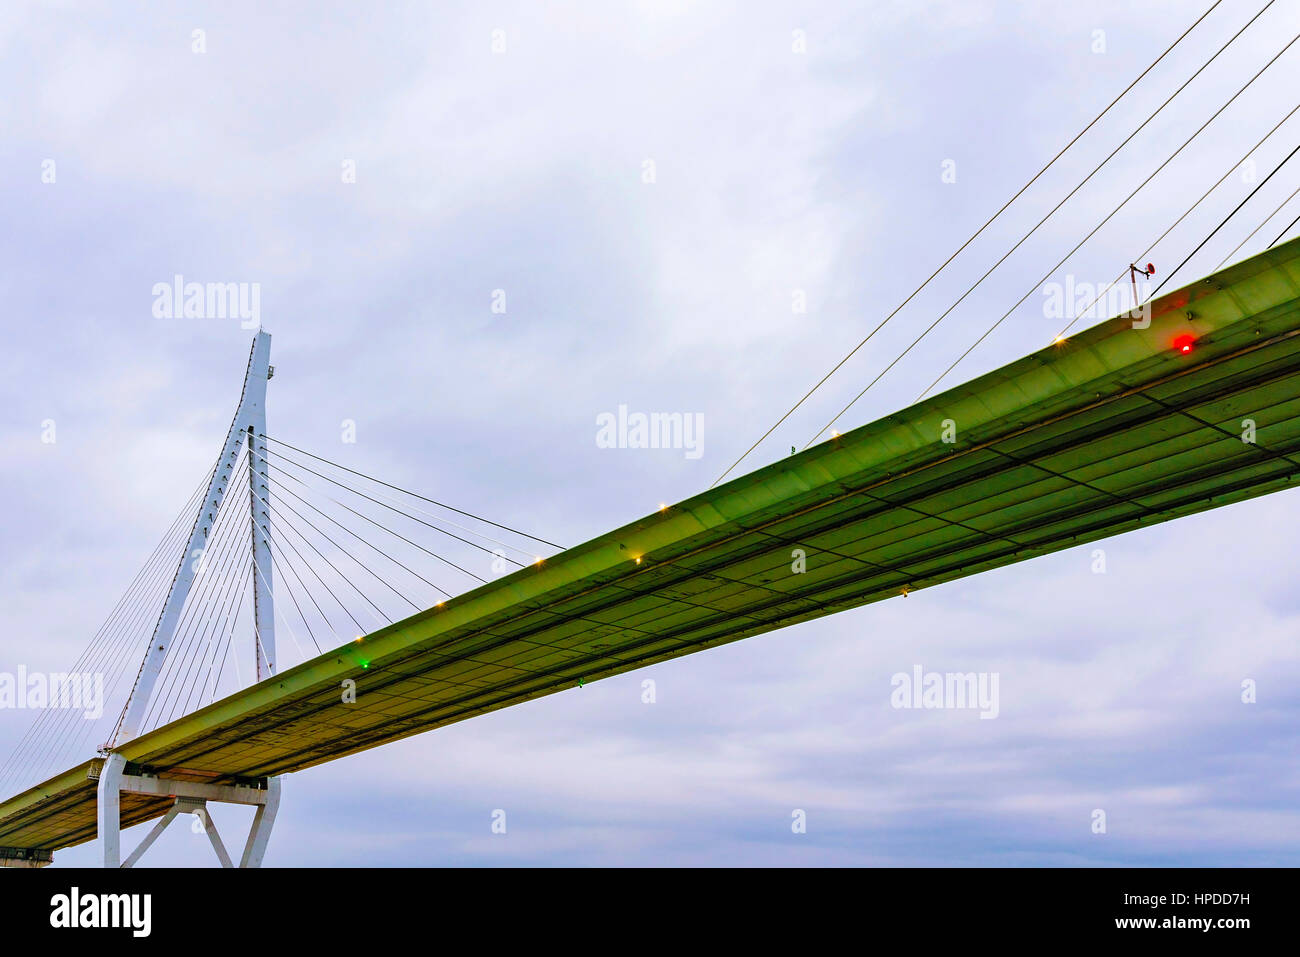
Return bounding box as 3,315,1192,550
5,237,1300,856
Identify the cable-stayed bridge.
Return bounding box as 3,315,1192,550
2,236,1300,867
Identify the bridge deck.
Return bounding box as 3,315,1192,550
4,237,1300,855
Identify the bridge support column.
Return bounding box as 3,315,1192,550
96,753,126,868
88,332,282,869
96,765,280,868
239,776,280,867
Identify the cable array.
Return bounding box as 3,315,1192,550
0,464,215,794
717,0,1300,477
0,435,560,794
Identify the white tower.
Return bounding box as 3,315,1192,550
97,332,281,867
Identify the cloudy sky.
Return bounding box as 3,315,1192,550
2,0,1299,866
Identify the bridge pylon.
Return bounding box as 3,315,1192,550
95,332,280,868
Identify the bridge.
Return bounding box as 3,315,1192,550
1,234,1298,867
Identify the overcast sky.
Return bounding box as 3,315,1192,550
2,0,1299,866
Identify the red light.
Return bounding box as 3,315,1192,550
1173,334,1195,355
